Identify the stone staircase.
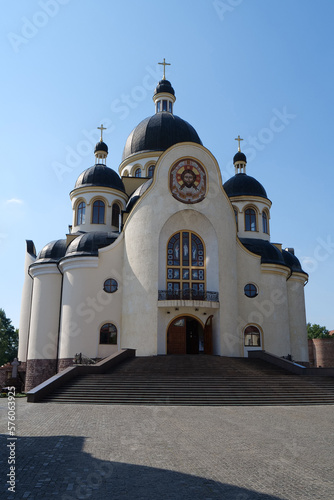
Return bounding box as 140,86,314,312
42,355,334,406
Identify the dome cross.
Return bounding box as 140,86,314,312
235,135,243,152
97,124,107,142
158,58,171,80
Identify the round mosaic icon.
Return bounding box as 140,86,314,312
170,158,206,204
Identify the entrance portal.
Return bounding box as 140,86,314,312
167,316,212,355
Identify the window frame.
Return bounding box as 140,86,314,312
244,283,258,298
92,199,105,224
103,278,118,293
245,207,257,232
99,323,117,345
76,201,86,225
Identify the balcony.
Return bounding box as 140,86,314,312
158,289,219,308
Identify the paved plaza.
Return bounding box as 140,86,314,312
1,399,334,499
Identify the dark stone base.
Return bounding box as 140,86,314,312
58,358,74,372
25,359,57,392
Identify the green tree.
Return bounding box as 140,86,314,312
0,309,18,366
307,322,330,339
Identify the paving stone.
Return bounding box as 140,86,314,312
0,399,333,499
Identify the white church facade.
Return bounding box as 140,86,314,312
19,69,309,392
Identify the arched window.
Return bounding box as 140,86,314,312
245,208,257,231
100,323,117,344
167,231,205,299
234,208,238,231
134,168,141,178
92,200,105,224
112,203,121,228
103,279,118,293
123,170,129,177
244,326,261,347
262,211,268,233
147,165,155,178
76,202,85,225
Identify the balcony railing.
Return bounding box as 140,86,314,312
158,289,219,302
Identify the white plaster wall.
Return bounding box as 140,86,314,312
258,269,291,356
58,238,124,360
18,250,36,362
27,266,62,360
121,143,239,356
287,276,309,361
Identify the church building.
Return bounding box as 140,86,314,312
19,63,309,392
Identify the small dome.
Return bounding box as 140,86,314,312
122,113,202,161
223,173,268,199
126,179,153,212
239,238,285,266
282,249,306,274
75,165,125,192
33,239,67,264
154,79,175,96
233,151,247,164
94,141,108,154
65,232,118,258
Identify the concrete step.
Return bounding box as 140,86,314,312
42,355,334,406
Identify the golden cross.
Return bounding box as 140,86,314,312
97,124,106,141
235,135,243,152
158,58,171,80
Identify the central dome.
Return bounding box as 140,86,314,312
122,112,202,161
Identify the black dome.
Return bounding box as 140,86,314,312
122,113,202,161
65,232,118,258
94,141,108,154
282,249,306,274
33,239,67,265
154,79,175,96
223,173,267,199
239,238,286,266
75,165,125,192
233,151,247,163
126,179,153,212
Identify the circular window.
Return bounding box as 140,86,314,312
244,283,258,298
103,279,118,293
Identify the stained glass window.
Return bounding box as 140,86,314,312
167,231,205,299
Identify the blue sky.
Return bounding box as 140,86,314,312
0,0,333,330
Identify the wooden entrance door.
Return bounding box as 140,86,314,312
167,318,186,354
204,315,213,355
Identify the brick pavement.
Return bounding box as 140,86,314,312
1,399,334,499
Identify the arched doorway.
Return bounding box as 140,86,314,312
167,316,212,355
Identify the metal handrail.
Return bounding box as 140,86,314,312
158,289,219,302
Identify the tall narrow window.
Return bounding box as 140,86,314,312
100,323,117,344
245,208,257,231
112,203,121,228
77,202,85,225
135,168,141,178
147,165,155,178
234,208,238,231
167,231,205,299
92,200,105,224
262,211,268,233
162,100,167,111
